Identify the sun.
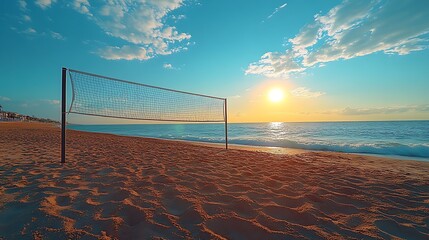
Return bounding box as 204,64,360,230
268,88,285,103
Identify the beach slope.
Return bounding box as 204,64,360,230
0,122,428,239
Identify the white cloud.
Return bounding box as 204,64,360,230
303,0,429,67
35,0,56,9
246,51,304,77
99,45,152,61
23,28,36,34
23,15,31,22
289,22,320,55
72,0,191,61
50,31,65,40
171,14,186,21
291,87,325,98
317,1,374,37
163,63,181,70
266,3,287,20
0,96,11,101
163,63,173,69
18,0,27,11
247,0,429,77
72,0,91,16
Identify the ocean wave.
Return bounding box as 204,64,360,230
230,139,429,159
179,136,429,159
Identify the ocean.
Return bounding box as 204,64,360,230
69,121,429,161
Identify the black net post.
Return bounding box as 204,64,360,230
61,67,67,163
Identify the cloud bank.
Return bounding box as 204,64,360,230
319,105,429,115
24,0,191,60
247,0,429,78
35,0,56,9
340,105,429,115
73,0,191,61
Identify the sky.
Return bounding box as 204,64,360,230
1,0,429,123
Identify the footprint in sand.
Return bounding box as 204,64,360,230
162,196,193,215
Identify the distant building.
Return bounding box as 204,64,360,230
0,109,58,123
0,111,11,121
0,111,25,122
0,112,7,119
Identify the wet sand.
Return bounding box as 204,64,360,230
0,122,428,239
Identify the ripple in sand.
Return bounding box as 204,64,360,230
375,219,429,239
263,205,319,226
206,215,284,240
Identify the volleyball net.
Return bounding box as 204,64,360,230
68,69,226,122
61,68,228,162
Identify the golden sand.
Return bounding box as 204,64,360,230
0,122,428,239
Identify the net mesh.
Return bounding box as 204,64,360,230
68,70,226,122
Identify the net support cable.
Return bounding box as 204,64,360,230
61,67,228,163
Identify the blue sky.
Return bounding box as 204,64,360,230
1,0,429,122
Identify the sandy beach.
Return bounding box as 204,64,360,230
0,122,428,239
